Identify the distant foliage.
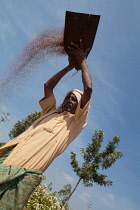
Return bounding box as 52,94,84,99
9,111,41,139
54,184,72,209
0,142,6,147
25,184,64,210
25,182,71,210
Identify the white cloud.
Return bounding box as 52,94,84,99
62,172,75,183
79,192,91,204
0,104,7,112
107,192,115,201
91,188,139,210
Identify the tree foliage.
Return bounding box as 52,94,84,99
9,111,41,139
63,130,123,208
70,129,123,188
25,184,64,210
54,184,72,209
57,184,72,204
0,142,6,147
24,182,71,210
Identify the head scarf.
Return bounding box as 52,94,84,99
64,89,83,103
57,89,83,113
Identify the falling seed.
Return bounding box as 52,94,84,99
0,27,66,106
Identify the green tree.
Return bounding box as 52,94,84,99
58,184,72,206
54,184,72,209
9,111,41,139
24,180,71,210
0,142,6,147
63,129,123,208
24,183,64,210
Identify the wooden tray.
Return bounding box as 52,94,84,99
64,11,100,69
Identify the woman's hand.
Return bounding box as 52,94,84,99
68,40,90,66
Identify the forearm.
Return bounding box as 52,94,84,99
45,65,73,89
68,40,92,107
81,60,92,92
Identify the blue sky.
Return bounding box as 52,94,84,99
0,0,140,209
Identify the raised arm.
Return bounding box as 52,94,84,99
68,40,93,108
44,65,73,98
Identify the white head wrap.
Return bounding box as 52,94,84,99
57,89,83,112
64,89,83,103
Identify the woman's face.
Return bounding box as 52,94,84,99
61,92,78,114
